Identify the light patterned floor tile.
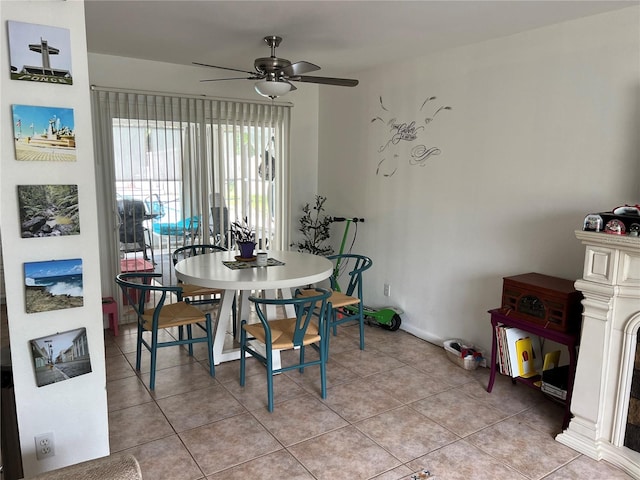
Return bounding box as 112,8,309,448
465,417,579,479
330,348,405,377
355,406,459,462
364,365,450,404
410,388,508,437
108,402,174,452
106,353,138,381
543,455,635,479
179,413,282,476
106,375,153,412
122,434,204,480
288,426,401,480
406,440,528,480
222,368,308,411
251,394,348,446
206,448,314,479
322,378,402,422
156,384,246,432
142,362,218,400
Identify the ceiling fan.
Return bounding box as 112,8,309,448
194,35,359,99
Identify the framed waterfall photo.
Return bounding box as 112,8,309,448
18,184,80,238
7,20,73,84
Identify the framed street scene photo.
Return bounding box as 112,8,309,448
30,327,92,387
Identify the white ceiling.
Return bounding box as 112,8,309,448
84,0,637,79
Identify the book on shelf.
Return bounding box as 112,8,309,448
504,327,542,378
494,324,542,378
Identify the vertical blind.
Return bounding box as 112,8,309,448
91,87,291,285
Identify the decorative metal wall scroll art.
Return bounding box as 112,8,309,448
372,96,452,177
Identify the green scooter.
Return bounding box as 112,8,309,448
331,217,403,331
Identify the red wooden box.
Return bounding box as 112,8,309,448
501,273,583,333
120,258,154,305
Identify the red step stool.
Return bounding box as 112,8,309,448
102,296,119,336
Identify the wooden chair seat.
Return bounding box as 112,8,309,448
179,283,223,298
243,318,321,350
141,301,209,330
300,288,360,308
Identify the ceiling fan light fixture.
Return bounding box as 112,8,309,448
255,79,291,98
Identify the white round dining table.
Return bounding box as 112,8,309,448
174,250,333,365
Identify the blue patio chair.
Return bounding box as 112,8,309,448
240,287,331,412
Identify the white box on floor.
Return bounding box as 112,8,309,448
443,339,486,370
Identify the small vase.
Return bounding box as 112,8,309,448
237,241,256,259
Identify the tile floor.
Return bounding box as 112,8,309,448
105,317,633,480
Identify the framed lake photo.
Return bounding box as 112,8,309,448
24,258,83,313
18,184,80,237
12,104,76,161
30,327,92,387
8,20,73,84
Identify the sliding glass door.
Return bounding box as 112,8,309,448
92,89,290,288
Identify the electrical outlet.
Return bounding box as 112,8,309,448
35,432,55,460
384,283,391,296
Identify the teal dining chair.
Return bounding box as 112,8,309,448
172,244,237,336
172,244,227,306
115,272,215,390
240,288,331,412
300,253,372,353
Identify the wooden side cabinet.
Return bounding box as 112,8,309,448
486,308,579,430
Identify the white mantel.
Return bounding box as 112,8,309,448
557,230,640,477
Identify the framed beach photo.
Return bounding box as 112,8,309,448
12,104,76,161
7,20,73,84
24,258,84,313
18,184,80,237
30,327,92,387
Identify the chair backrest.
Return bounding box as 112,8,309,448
115,273,182,327
326,254,373,297
249,288,331,347
144,194,165,217
117,199,146,242
172,244,227,266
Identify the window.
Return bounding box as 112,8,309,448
92,89,291,285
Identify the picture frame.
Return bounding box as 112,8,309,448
12,104,76,161
18,184,80,238
7,20,73,84
24,258,83,313
30,327,92,387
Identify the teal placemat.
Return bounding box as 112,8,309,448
222,258,285,270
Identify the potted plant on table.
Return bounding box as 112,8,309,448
231,216,256,259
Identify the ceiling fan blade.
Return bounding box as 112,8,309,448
193,62,254,75
279,61,320,77
293,76,359,87
200,76,259,83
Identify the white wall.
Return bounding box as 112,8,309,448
88,53,320,296
0,1,109,476
318,6,640,353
